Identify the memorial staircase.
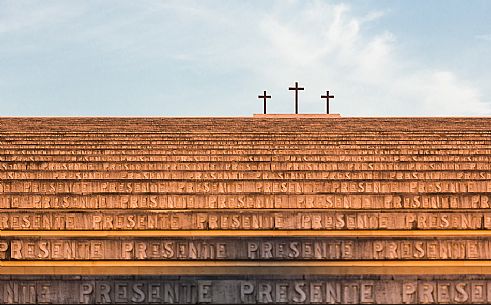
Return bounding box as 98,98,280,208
1,116,491,304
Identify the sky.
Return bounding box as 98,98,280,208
0,0,490,117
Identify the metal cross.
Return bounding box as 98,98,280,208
258,90,271,114
288,82,304,114
321,90,335,114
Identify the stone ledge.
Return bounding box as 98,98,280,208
253,113,341,118
2,261,491,275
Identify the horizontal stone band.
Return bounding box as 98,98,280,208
0,210,488,230
2,155,490,162
2,194,491,209
1,237,491,261
2,161,491,171
1,275,491,304
2,180,491,194
3,170,491,180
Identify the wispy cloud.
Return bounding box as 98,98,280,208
0,0,84,34
0,0,489,116
476,34,491,42
259,2,490,115
145,0,490,115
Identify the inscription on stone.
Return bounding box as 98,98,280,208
2,277,491,304
3,117,491,304
1,237,489,260
0,211,487,230
3,194,491,209
2,180,491,194
3,161,491,171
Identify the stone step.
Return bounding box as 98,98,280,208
1,236,489,261
1,161,488,171
2,170,491,182
0,275,489,304
2,155,491,162
0,148,491,157
0,141,486,148
8,153,470,159
2,142,491,148
2,170,491,180
4,137,491,141
2,261,491,281
1,179,489,194
0,210,487,231
0,131,479,137
2,117,491,132
8,136,480,141
3,193,490,210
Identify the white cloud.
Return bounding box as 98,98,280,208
242,1,490,116
476,34,491,42
0,0,488,116
157,0,490,116
0,0,84,34
420,71,487,115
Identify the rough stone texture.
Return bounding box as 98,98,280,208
3,237,491,260
253,114,342,118
1,117,491,304
4,275,491,304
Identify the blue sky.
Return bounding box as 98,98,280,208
1,0,490,116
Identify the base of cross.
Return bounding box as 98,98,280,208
253,114,341,118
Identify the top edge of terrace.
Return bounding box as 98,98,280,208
1,115,491,119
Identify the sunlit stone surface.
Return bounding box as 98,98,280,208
1,116,491,304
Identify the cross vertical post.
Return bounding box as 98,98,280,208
258,90,271,114
288,82,304,114
321,90,335,114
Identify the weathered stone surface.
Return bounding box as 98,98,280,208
2,117,491,304
1,237,490,260
2,180,489,195
3,193,491,209
0,210,488,230
2,275,491,304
